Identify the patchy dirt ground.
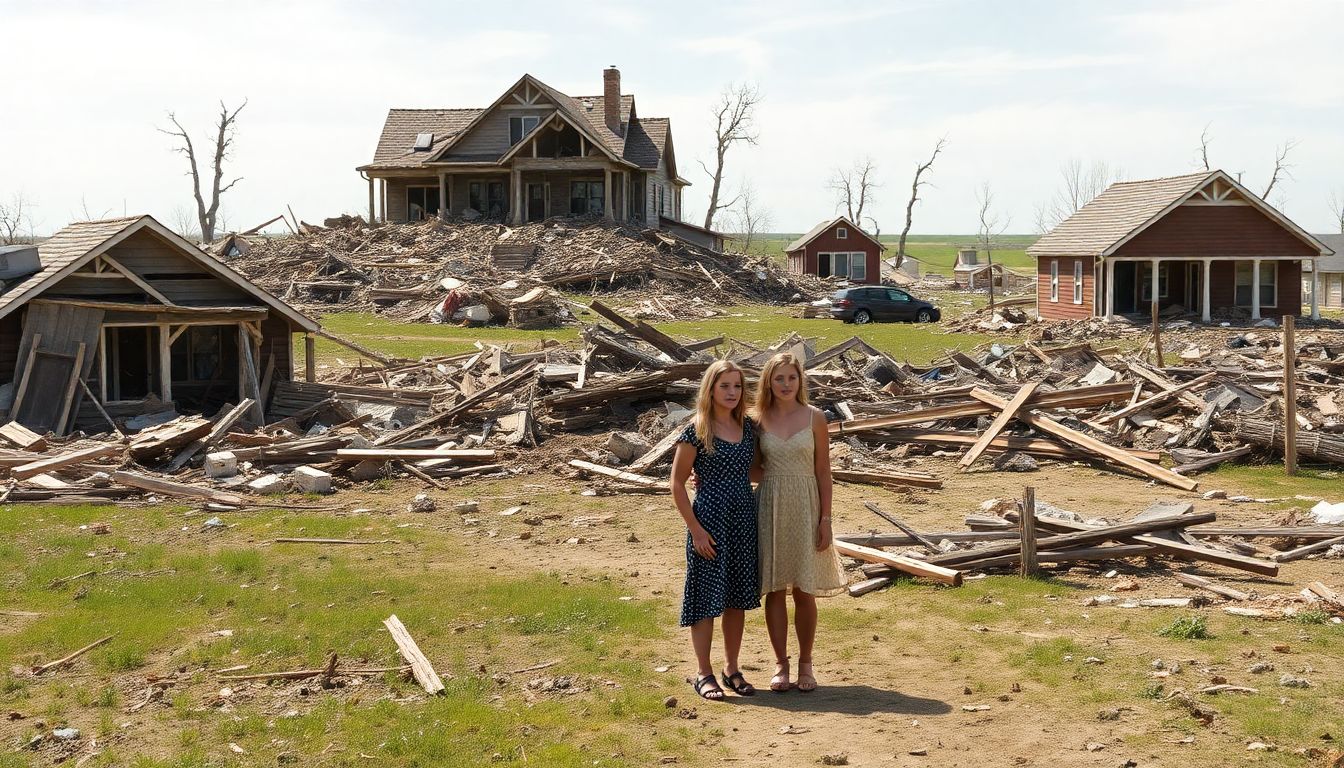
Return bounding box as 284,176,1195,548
3,456,1342,767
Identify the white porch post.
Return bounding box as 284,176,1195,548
1149,258,1159,315
1201,259,1212,323
1311,260,1321,320
1251,259,1262,320
367,176,375,224
603,167,614,220
378,179,386,223
437,173,447,218
1104,258,1115,321
510,167,522,226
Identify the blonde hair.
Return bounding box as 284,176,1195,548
694,360,747,454
753,352,809,419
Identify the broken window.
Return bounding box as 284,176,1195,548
406,186,440,221
468,182,507,218
510,116,540,145
570,181,604,215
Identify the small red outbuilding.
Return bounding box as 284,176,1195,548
784,217,884,285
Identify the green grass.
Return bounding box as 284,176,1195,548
0,504,686,767
1157,615,1213,640
302,294,1008,368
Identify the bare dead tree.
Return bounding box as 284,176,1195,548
830,158,879,225
1261,140,1297,200
170,204,202,241
159,99,247,243
1035,159,1121,231
1197,123,1212,171
729,181,772,255
698,83,761,231
975,182,1011,309
0,192,36,245
1329,191,1344,234
894,137,947,269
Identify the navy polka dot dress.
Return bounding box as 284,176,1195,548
677,419,761,627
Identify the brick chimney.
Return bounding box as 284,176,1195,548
603,66,622,135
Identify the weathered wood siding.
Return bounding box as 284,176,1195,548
100,230,253,305
1035,256,1096,320
448,101,551,158
1113,205,1317,259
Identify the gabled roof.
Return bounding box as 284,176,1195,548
359,108,482,171
0,216,318,331
1029,170,1330,258
784,217,884,252
1312,234,1344,272
360,73,674,173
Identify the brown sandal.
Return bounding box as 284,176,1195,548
796,662,817,692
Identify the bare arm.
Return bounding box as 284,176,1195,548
811,408,834,551
671,442,716,559
749,437,764,485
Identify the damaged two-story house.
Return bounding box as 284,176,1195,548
357,68,689,228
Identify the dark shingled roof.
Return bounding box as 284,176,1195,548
1312,234,1344,272
363,108,483,170
1027,172,1215,257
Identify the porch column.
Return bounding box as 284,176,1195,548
603,167,614,220
1149,258,1159,316
1251,259,1261,320
510,167,523,226
304,334,316,382
367,176,375,225
437,172,447,218
1311,260,1321,320
378,179,386,224
159,325,172,405
1201,259,1212,323
1104,258,1115,321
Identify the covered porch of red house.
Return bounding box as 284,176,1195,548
1101,255,1320,322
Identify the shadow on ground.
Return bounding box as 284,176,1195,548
720,685,951,715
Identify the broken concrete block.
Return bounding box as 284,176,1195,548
607,431,653,464
204,451,238,479
247,473,288,494
992,451,1038,472
292,465,333,494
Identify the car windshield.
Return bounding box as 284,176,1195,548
831,290,851,300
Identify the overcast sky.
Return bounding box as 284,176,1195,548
3,0,1341,237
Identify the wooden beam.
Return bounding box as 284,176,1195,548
99,253,177,306
1030,516,1278,576
968,388,1198,491
382,614,445,695
831,468,943,490
1284,315,1297,475
1174,572,1249,601
55,343,86,436
930,511,1217,567
628,418,692,474
832,539,962,586
831,383,1134,436
111,470,247,505
304,334,316,382
1097,371,1217,425
568,459,660,487
376,364,538,445
159,325,172,404
1271,535,1344,563
336,448,496,461
1020,487,1038,577
239,325,265,423
314,328,400,366
862,502,941,553
12,444,122,480
959,381,1040,468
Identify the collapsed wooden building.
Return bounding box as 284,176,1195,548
0,215,319,435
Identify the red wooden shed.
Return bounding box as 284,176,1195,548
784,217,884,285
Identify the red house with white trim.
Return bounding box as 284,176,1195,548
784,217,883,285
1028,171,1334,323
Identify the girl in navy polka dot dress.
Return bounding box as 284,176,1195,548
670,360,760,701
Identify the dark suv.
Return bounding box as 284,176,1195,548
829,286,941,324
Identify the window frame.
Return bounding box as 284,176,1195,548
1138,262,1170,303
570,180,604,216
1235,261,1278,308
1073,260,1084,305
405,185,440,221
509,116,540,145
837,227,848,240
849,252,867,281
1049,259,1059,302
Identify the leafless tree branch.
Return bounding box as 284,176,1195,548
1261,139,1297,200
1034,159,1122,232
159,99,247,242
0,192,37,245
728,181,772,255
702,83,761,231
894,137,947,269
1329,191,1344,235
976,182,1011,308
1197,123,1212,171
829,158,879,225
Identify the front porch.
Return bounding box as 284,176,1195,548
1101,256,1319,322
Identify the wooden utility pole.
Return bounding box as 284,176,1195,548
1020,486,1038,577
1283,315,1297,475
1150,302,1163,366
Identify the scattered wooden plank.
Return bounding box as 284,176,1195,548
568,459,660,487
1272,535,1344,563
315,328,401,366
1020,487,1038,577
376,364,538,445
1097,371,1217,425
931,511,1216,567
959,381,1040,468
831,468,943,490
1030,515,1278,576
1304,581,1344,611
336,448,496,461
1171,445,1253,475
847,576,893,597
969,388,1198,491
33,634,114,675
832,539,963,586
0,421,48,451
383,614,445,695
1174,572,1250,601
110,470,247,506
12,444,123,480
862,502,941,553
830,383,1134,436
627,417,693,474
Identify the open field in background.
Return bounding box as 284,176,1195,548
303,290,1005,370
729,233,1038,272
